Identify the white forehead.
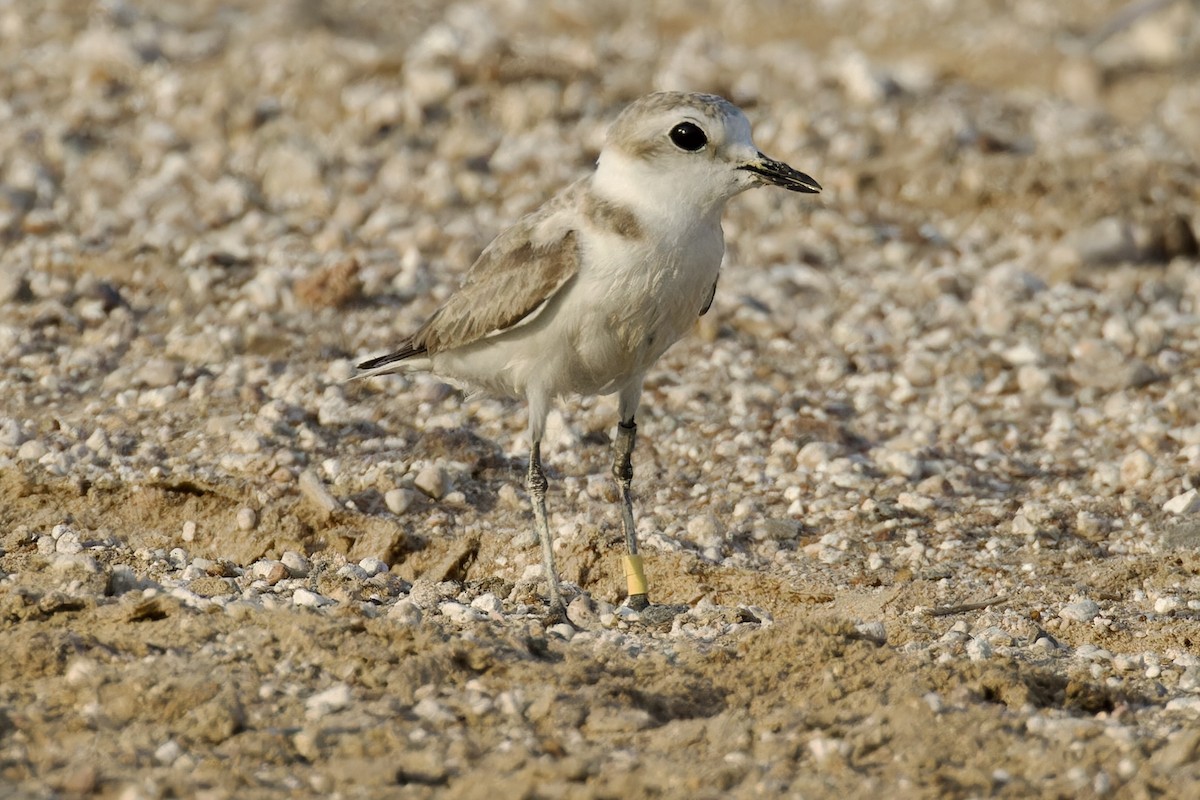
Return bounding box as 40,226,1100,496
606,92,755,157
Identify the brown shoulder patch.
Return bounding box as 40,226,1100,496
583,193,643,240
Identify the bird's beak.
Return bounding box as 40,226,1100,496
739,153,822,193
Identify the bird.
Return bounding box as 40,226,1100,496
357,91,820,618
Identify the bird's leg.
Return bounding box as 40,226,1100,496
612,417,649,610
526,440,564,614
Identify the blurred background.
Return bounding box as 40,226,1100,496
2,0,1196,304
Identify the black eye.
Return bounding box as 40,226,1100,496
669,122,707,152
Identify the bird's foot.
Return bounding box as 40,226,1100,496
630,600,689,628
542,598,570,627
625,593,650,611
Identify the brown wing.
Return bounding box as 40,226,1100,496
359,180,584,370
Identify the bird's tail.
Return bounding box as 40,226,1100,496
351,341,429,380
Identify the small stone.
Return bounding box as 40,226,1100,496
305,684,352,719
896,492,935,513
385,488,415,515
966,637,993,662
1060,599,1100,623
1075,511,1109,539
470,593,502,615
413,697,456,725
260,144,328,212
796,441,838,469
1119,451,1153,487
876,449,922,480
414,465,449,500
566,593,598,628
1073,217,1137,266
1154,596,1181,614
182,520,197,542
298,469,341,518
65,657,100,687
17,439,48,461
1112,654,1142,672
55,529,84,555
853,621,887,645
548,622,575,640
134,358,183,389
0,418,26,449
154,739,183,766
249,560,289,585
1164,489,1200,515
293,588,333,608
440,601,485,623
408,579,441,609
1016,364,1054,395
336,563,369,581
388,598,422,625
236,507,258,531
109,565,147,594
358,557,388,577
281,551,311,578
686,513,725,547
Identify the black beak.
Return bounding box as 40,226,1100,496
739,153,822,193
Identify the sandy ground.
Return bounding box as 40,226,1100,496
3,0,1200,797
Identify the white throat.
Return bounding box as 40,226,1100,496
592,150,728,233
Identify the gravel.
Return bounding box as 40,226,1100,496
3,0,1200,797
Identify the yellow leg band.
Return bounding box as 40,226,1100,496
623,554,648,597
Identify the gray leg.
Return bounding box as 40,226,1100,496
613,388,649,610
526,440,564,614
613,420,639,558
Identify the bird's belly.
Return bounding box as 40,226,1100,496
431,237,720,400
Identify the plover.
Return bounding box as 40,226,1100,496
359,91,820,616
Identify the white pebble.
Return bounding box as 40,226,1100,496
298,468,341,517
55,530,83,555
281,551,311,577
854,621,887,645
154,739,183,766
440,601,485,623
1060,599,1100,623
17,439,48,461
249,560,289,585
966,637,993,662
293,588,333,608
385,488,415,515
358,557,388,577
1164,489,1200,515
470,593,503,615
388,599,422,625
181,520,197,542
65,657,100,687
548,623,575,640
236,507,258,531
336,564,369,581
1154,596,1181,614
413,696,455,725
808,736,846,763
414,464,449,500
686,513,725,546
897,492,935,513
305,684,352,719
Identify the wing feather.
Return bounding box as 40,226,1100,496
357,180,584,372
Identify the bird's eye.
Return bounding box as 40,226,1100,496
669,122,707,152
